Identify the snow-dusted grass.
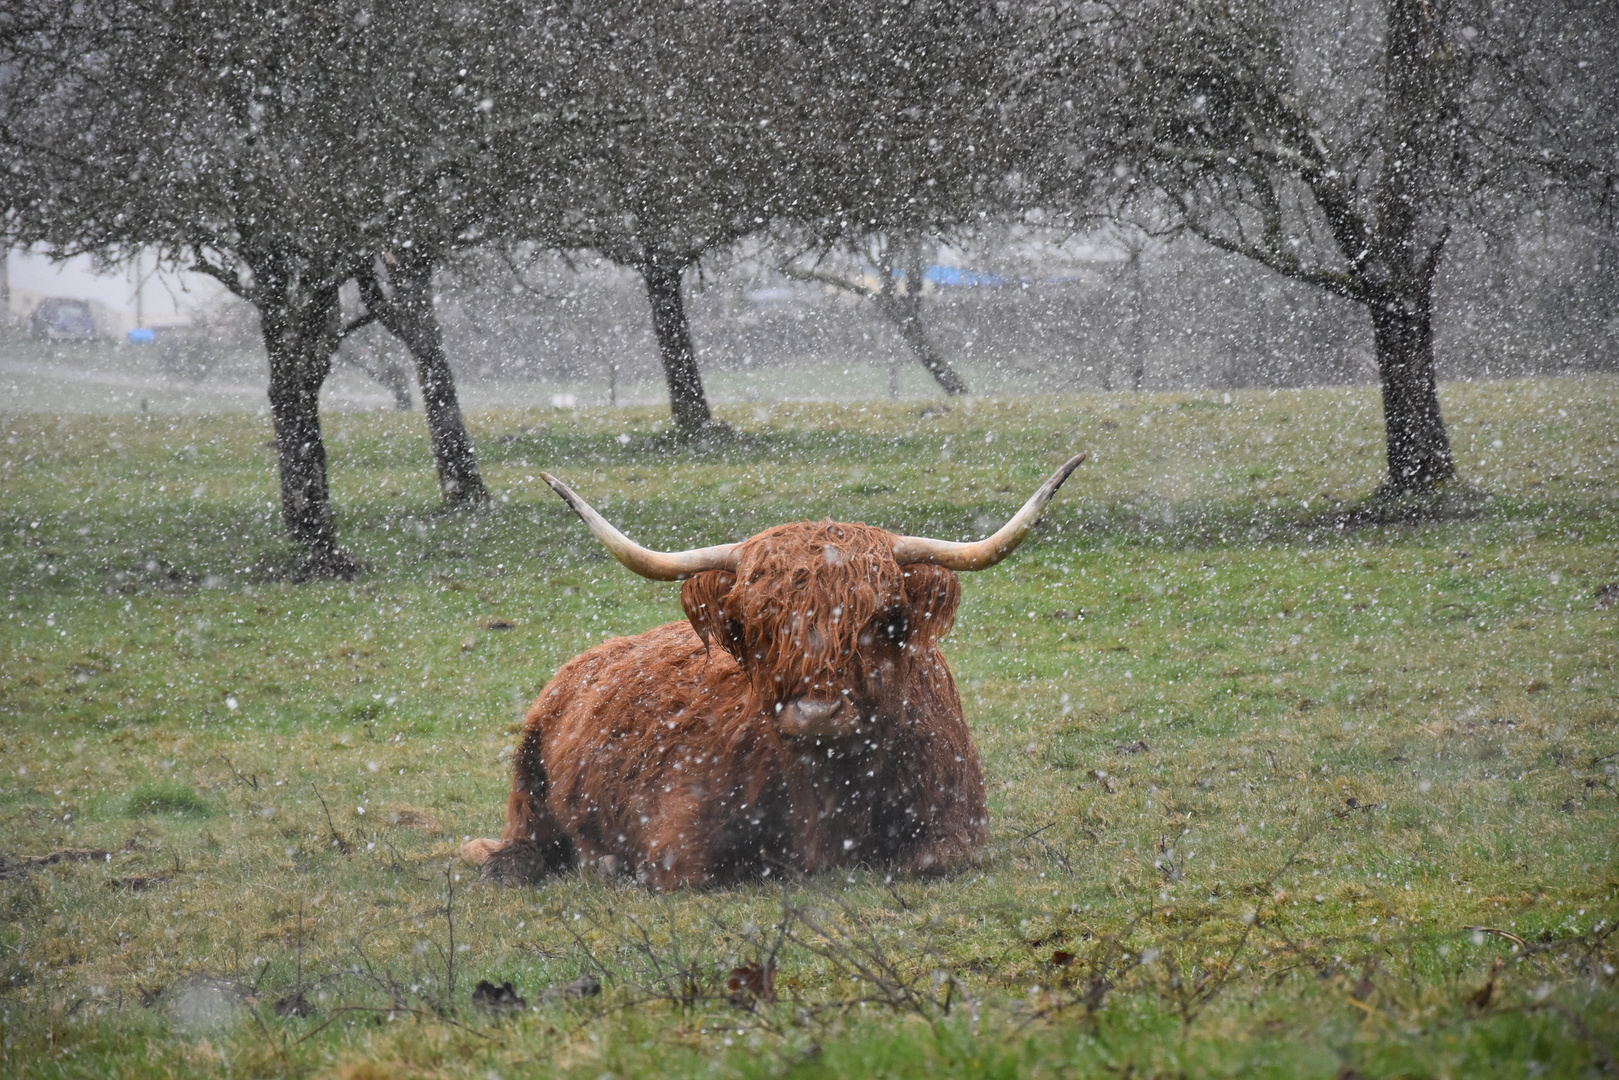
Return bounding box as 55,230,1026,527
2,376,1616,1078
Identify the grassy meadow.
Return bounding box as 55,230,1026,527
2,376,1617,1078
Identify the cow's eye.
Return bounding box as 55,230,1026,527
874,611,908,645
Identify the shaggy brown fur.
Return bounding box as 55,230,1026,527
461,521,988,889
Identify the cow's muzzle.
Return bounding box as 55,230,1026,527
775,695,861,741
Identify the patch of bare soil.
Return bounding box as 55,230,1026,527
0,848,111,880
246,548,364,583
639,419,774,459
1316,480,1491,529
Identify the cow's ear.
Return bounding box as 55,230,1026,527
900,564,961,644
681,570,742,657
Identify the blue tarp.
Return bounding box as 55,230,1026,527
921,265,1006,287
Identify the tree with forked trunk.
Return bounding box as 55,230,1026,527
0,0,536,570
0,0,391,573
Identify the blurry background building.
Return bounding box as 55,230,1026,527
4,247,226,340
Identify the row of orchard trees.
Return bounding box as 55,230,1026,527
2,1,1613,573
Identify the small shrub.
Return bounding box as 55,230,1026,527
126,782,212,818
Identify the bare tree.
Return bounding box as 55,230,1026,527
0,1,525,568
768,1,1021,397
1025,0,1619,495
342,5,607,504
1119,229,1151,393
335,331,414,412
494,1,796,438
777,234,969,396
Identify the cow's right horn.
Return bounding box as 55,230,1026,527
541,472,739,581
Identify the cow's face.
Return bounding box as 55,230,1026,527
682,522,960,744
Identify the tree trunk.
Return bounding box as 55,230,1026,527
781,237,968,396
641,255,714,436
256,273,356,577
876,238,968,396
1365,0,1455,494
1128,244,1146,392
1370,290,1455,492
364,255,489,508
888,302,969,396
1593,224,1619,373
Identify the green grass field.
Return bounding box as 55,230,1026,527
2,377,1617,1078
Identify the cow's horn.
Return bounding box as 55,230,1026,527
891,453,1086,571
540,472,739,581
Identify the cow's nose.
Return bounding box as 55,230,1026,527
775,695,850,738
788,697,844,724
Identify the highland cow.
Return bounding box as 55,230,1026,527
461,454,1085,889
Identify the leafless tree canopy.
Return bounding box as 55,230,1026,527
2,0,1614,566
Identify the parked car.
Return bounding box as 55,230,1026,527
28,298,98,341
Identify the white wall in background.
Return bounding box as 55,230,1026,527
4,248,227,338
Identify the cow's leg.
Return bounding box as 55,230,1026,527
644,841,717,890
893,835,982,876
476,791,574,882
643,794,723,890
478,835,572,882
460,838,506,865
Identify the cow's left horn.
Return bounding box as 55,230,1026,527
540,472,739,581
890,453,1086,571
